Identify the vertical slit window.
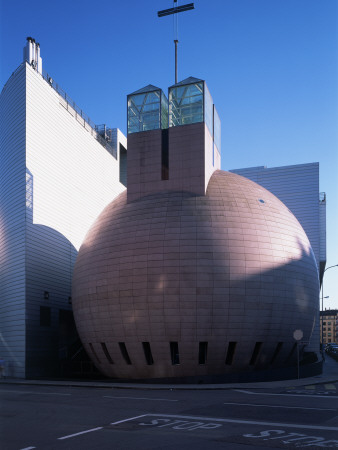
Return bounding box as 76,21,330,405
225,342,237,365
119,342,132,365
170,342,180,365
89,343,101,364
142,342,154,365
101,343,114,364
198,342,208,364
249,342,262,366
270,342,283,365
161,128,169,180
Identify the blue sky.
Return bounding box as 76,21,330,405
1,0,337,308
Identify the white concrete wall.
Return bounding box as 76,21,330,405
26,63,125,251
319,197,326,264
0,64,27,378
1,61,126,377
25,63,126,376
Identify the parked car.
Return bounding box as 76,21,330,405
326,343,338,355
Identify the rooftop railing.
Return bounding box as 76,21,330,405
41,68,117,158
1,62,116,158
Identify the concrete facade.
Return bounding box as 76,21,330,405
0,43,126,378
127,123,220,203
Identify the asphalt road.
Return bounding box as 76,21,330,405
1,382,338,449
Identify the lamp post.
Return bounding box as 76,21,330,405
321,264,338,353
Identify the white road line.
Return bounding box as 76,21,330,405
58,427,103,440
234,389,338,400
103,396,178,402
111,414,147,425
0,389,71,396
20,447,36,450
223,402,335,411
139,414,338,432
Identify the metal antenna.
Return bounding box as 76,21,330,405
157,0,195,84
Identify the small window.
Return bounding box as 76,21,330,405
249,342,262,366
225,342,237,365
198,342,208,365
101,343,114,364
40,306,51,326
170,342,180,365
270,342,283,365
142,342,154,365
119,342,132,365
328,322,332,325
89,343,101,364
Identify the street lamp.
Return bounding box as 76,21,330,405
321,264,338,352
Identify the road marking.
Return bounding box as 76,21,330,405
58,427,103,440
0,389,71,396
103,396,178,402
138,418,222,430
234,389,338,399
223,402,335,411
243,430,338,447
111,413,338,432
20,447,36,450
111,414,147,425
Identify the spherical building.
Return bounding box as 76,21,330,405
72,79,319,380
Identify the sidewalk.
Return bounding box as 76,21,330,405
1,355,337,391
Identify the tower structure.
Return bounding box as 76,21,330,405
127,78,221,202
0,39,126,378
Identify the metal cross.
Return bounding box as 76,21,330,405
157,0,195,84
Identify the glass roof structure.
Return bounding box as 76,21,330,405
127,85,168,134
126,78,221,152
169,77,204,128
168,77,220,152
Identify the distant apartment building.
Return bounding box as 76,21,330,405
320,309,338,344
0,38,126,378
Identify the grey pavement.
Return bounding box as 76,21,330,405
1,354,337,391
